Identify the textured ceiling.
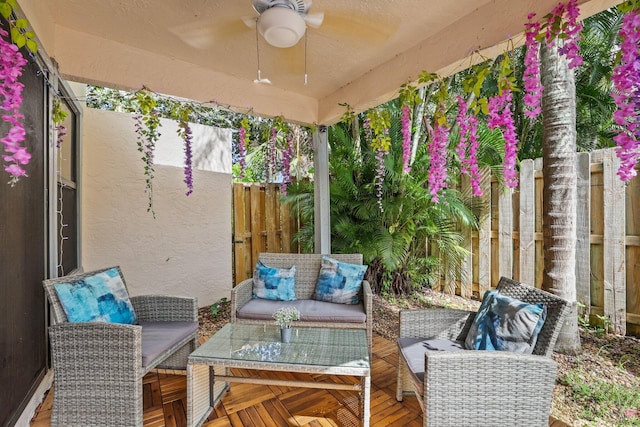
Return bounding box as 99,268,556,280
20,0,622,124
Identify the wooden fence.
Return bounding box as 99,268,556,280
231,148,639,336
438,147,639,336
232,183,300,285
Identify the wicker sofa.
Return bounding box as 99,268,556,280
396,277,570,427
231,253,373,353
42,266,199,427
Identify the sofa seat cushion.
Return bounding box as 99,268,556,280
237,299,366,323
140,321,198,367
398,337,465,382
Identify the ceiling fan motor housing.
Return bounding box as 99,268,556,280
252,0,311,15
253,0,312,48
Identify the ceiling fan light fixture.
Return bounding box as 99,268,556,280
257,7,306,48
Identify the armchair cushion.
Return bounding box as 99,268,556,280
253,260,296,301
139,321,199,367
313,256,368,304
398,337,464,381
465,290,546,353
53,267,137,324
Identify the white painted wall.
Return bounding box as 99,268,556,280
81,107,232,307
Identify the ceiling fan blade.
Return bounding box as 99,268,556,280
170,19,249,49
304,12,324,29
318,12,398,44
242,15,257,29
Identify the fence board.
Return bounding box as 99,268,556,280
576,153,591,318
460,176,473,298
265,185,279,252
519,159,535,285
603,151,626,334
233,184,250,285
478,168,492,297
627,170,640,336
498,187,513,280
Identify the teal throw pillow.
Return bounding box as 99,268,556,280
252,260,296,301
313,256,368,305
53,267,137,324
464,289,546,353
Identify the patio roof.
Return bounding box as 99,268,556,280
20,0,619,126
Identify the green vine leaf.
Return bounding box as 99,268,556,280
26,38,37,53
12,31,25,48
0,3,11,19
339,102,355,125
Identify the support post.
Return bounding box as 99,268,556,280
313,126,330,253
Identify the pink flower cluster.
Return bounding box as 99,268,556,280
488,90,519,188
455,96,483,196
611,8,640,182
281,134,294,195
523,13,544,119
546,0,583,69
401,105,412,173
0,27,29,184
428,118,449,203
238,126,247,178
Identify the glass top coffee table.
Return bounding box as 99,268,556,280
187,323,371,426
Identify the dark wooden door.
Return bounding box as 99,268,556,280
0,33,48,425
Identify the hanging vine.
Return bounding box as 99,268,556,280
174,104,194,196
133,88,161,217
365,108,391,212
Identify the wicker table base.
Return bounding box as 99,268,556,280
187,324,371,427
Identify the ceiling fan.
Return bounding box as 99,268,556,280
242,0,325,48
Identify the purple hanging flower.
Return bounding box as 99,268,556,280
611,8,640,181
523,13,544,119
281,133,294,195
0,27,29,185
268,127,277,182
488,90,519,188
545,0,583,69
455,96,483,196
401,105,412,173
181,121,194,196
428,120,450,203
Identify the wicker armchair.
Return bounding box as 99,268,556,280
396,277,570,427
43,266,199,427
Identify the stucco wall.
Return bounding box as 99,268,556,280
81,108,232,307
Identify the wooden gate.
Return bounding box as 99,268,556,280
232,183,300,284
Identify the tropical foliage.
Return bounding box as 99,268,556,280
282,99,511,295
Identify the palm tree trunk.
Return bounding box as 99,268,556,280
540,40,581,354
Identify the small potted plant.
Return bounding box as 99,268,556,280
272,307,301,343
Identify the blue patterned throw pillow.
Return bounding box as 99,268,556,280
464,289,546,353
53,267,137,324
313,256,368,305
252,261,296,301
